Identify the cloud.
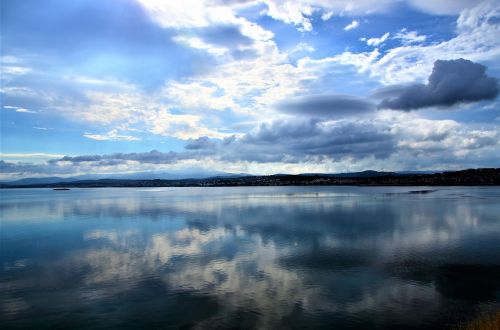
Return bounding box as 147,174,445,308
321,11,333,21
377,59,499,110
231,119,396,162
52,119,395,166
1,0,215,88
407,0,480,15
366,32,390,46
0,153,64,159
290,42,315,54
344,20,360,31
2,105,37,113
2,112,499,179
262,1,314,31
83,129,141,141
276,95,375,118
393,29,426,45
328,1,500,85
198,25,254,47
184,136,216,150
54,150,183,165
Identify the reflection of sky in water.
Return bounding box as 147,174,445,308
1,187,500,328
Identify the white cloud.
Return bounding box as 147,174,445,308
1,66,32,75
321,11,333,21
366,32,390,46
165,81,238,112
15,108,37,113
172,35,229,57
135,0,236,28
290,42,315,54
147,110,232,139
135,0,483,35
83,129,141,141
329,1,500,84
393,29,427,45
2,105,37,113
262,0,314,31
0,153,64,159
344,20,359,31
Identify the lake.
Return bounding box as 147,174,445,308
1,186,500,329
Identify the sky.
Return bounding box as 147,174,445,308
1,0,500,179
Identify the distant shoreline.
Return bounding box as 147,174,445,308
2,168,499,188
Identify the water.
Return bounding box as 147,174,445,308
1,186,500,329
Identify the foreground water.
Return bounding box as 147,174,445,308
1,187,500,329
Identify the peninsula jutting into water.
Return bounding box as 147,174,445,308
2,168,499,188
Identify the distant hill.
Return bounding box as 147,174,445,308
2,170,394,186
2,177,76,185
300,170,396,178
1,168,499,188
1,170,247,186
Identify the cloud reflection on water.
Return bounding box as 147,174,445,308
1,187,499,328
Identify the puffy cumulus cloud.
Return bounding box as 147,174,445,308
276,95,375,118
377,59,499,110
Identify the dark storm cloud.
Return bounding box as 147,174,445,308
0,160,45,174
377,59,499,110
184,137,216,150
227,119,396,162
277,95,375,118
0,160,75,176
47,119,396,168
53,150,183,165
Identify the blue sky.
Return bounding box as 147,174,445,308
1,0,499,179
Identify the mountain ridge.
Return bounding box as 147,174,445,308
1,168,498,188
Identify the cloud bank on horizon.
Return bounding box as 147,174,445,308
1,0,499,179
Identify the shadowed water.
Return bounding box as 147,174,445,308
1,186,499,329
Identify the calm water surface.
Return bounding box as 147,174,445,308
1,186,500,329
